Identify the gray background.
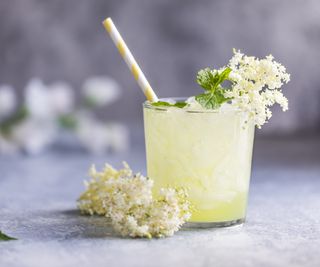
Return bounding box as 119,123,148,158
0,0,320,136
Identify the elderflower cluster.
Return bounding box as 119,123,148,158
78,162,191,238
224,50,290,128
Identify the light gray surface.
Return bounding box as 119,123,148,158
0,137,320,267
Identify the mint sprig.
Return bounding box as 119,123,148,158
0,230,17,241
195,67,232,109
151,101,187,108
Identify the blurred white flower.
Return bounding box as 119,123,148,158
0,85,16,118
48,82,74,115
75,113,129,154
75,113,111,154
25,79,53,119
0,77,127,156
108,123,129,153
82,76,121,107
11,118,57,155
25,78,74,119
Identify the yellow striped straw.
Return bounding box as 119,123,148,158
102,17,159,102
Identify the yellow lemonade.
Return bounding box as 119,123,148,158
143,101,255,225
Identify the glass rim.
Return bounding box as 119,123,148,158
143,97,242,114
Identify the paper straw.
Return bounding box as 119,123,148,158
102,18,159,102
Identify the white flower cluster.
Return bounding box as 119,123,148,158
225,50,290,128
78,162,191,238
0,79,71,155
0,76,129,155
75,112,129,155
82,77,121,107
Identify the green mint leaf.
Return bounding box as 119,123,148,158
196,67,232,92
0,231,17,241
215,87,233,104
195,93,219,109
196,68,217,91
151,101,187,108
216,67,232,86
195,67,233,109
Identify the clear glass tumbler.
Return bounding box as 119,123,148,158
143,98,255,227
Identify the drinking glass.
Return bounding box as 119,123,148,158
143,98,255,227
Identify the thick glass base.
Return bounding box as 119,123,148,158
184,218,245,229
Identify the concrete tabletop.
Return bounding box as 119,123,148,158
0,137,319,267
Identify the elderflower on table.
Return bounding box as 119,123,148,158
78,162,191,238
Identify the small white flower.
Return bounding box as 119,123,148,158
11,118,57,154
0,85,16,118
74,113,130,154
25,78,74,119
48,82,74,115
75,113,111,154
25,78,54,119
82,76,121,107
229,71,242,82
